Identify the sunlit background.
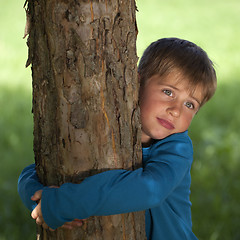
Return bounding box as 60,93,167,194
0,0,239,239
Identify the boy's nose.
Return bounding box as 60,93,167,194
167,104,181,118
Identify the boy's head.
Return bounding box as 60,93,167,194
138,38,217,107
138,38,217,145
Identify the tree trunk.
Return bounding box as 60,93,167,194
26,0,145,239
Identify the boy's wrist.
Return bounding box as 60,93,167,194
41,187,65,230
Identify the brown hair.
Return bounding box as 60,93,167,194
138,38,217,106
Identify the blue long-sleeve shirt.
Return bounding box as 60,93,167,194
18,131,198,239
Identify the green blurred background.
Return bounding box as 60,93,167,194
0,0,239,239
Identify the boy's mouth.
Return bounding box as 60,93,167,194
157,118,175,130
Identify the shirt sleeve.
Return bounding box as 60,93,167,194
18,164,44,211
41,133,193,229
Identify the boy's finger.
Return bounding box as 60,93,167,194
35,216,45,226
61,220,83,229
31,203,41,219
49,185,59,189
42,222,50,229
61,224,73,230
31,207,37,219
74,219,86,222
31,190,43,201
71,220,84,226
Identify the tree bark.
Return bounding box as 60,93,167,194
26,0,145,239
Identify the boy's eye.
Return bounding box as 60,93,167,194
185,102,194,109
163,89,172,96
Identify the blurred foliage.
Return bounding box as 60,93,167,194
1,0,240,239
0,87,35,239
0,1,35,239
136,0,240,239
189,83,240,240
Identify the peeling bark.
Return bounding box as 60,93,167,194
27,0,145,239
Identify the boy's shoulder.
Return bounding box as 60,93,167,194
149,131,193,159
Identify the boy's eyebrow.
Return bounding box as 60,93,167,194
191,96,201,106
159,83,179,90
188,93,202,106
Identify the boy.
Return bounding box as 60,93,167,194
18,38,217,239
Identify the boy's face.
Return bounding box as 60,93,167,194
140,71,202,145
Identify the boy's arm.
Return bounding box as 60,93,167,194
41,132,193,230
18,164,44,211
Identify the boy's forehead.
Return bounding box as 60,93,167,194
159,69,187,83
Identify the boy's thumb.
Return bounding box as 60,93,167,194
31,190,43,201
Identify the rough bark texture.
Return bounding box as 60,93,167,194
26,0,145,239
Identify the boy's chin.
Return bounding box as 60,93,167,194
153,130,182,141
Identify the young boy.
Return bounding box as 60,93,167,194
18,38,217,239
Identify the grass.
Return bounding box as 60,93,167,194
1,0,240,239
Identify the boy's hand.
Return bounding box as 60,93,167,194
31,189,43,225
31,189,54,230
30,187,84,230
31,189,43,202
31,186,59,203
31,200,55,231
